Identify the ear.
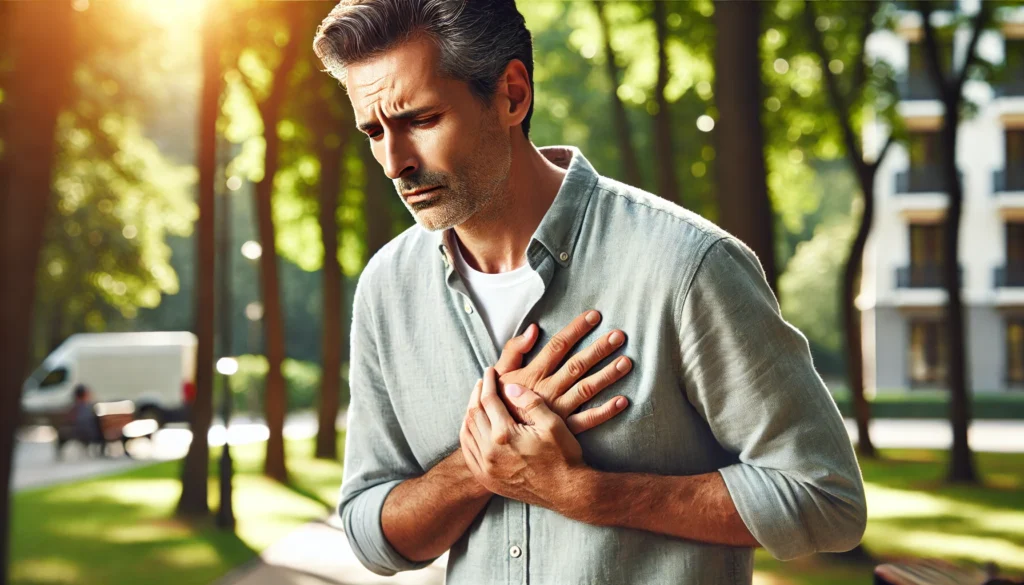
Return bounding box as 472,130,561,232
496,59,531,133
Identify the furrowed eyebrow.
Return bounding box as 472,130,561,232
357,106,436,133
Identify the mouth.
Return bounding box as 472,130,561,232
404,186,444,204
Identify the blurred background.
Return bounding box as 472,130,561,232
1,0,1023,584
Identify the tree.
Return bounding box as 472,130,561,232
803,0,899,458
651,1,682,206
312,76,352,460
237,2,306,482
593,0,644,189
712,0,778,293
361,144,394,262
177,0,223,518
917,0,993,483
0,3,75,583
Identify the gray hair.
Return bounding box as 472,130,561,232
313,0,535,137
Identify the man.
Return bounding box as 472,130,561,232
313,1,867,583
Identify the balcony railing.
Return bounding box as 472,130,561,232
993,168,1024,193
995,265,1024,288
895,167,962,194
993,78,1024,98
896,264,963,288
898,75,942,101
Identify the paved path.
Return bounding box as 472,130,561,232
217,517,447,585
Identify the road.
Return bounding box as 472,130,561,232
11,415,1024,492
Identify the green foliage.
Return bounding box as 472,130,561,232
230,354,349,413
780,218,855,371
30,2,198,353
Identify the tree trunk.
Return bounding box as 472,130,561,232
314,83,351,461
917,0,985,483
253,5,304,483
843,173,877,457
0,3,75,582
177,0,222,517
652,1,681,206
803,0,881,457
712,0,777,293
361,145,394,261
594,0,644,188
940,112,975,482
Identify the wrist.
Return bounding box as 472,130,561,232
556,465,608,525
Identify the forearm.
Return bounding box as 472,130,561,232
381,449,492,562
570,468,760,548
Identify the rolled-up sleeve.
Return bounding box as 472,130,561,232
677,236,867,561
338,272,437,575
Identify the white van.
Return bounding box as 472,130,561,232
21,331,197,427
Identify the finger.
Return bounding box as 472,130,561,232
480,367,515,437
554,355,633,416
467,376,491,441
532,310,602,378
548,330,627,399
460,423,483,472
505,385,562,429
495,323,539,374
567,396,630,435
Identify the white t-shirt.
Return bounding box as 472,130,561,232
451,235,545,350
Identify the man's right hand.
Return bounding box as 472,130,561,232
491,310,632,434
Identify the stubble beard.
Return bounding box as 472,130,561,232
401,116,512,233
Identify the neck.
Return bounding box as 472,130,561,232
453,137,567,274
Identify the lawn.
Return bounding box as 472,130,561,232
9,434,345,585
10,439,1023,585
752,449,1024,585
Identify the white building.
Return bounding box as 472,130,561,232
862,0,1024,393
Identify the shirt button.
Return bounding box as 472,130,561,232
509,545,522,558
559,251,569,262
464,302,473,314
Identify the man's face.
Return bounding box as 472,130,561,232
346,36,512,232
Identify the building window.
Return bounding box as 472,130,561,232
907,223,945,286
1009,222,1024,268
909,319,948,386
1008,319,1024,387
1008,129,1024,190
903,40,951,100
997,39,1024,97
896,131,950,193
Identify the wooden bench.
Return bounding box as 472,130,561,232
55,401,158,459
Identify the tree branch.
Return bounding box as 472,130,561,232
955,1,992,96
871,132,896,171
804,0,864,171
853,0,882,93
919,0,950,101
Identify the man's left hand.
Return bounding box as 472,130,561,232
459,366,589,515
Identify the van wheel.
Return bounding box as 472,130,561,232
136,406,165,429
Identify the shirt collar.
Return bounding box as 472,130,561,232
436,145,599,269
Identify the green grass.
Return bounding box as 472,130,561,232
11,439,1023,585
752,449,1024,585
10,434,345,585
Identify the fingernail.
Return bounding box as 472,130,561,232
586,310,600,325
616,357,631,372
616,397,628,409
608,331,624,346
506,384,524,398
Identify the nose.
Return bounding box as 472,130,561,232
379,132,418,180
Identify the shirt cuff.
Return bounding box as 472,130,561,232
340,478,439,575
718,463,814,561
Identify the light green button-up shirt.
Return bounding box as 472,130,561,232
340,145,866,584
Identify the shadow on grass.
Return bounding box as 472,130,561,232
11,461,258,585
